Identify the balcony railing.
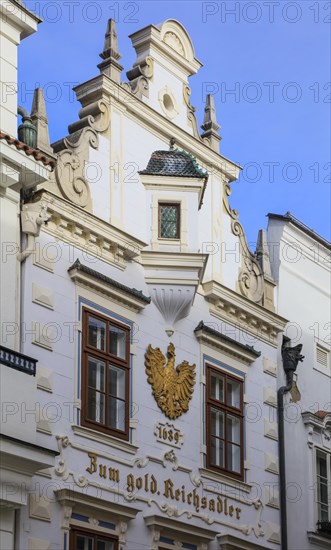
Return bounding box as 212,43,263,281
0,345,36,375
317,520,331,537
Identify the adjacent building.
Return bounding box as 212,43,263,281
268,213,331,549
0,1,57,548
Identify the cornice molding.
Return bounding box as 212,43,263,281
201,280,287,347
68,261,151,313
302,412,331,449
194,321,261,365
55,487,141,521
38,191,147,271
307,531,331,549
141,251,207,276
217,533,269,550
144,514,219,543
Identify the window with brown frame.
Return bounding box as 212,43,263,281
206,365,244,480
81,308,130,440
70,526,118,550
158,203,180,239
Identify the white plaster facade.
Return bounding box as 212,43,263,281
0,7,300,550
268,214,331,549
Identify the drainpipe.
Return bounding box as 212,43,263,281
278,337,304,550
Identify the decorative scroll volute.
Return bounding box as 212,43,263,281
183,83,202,140
50,99,111,210
222,175,265,304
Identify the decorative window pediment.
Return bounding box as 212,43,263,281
194,321,261,365
68,259,151,313
55,488,141,541
302,411,331,450
144,514,219,549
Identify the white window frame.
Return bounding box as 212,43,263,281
314,447,331,525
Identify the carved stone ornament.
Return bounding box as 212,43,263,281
183,83,202,140
163,31,185,56
123,56,154,99
222,179,265,303
145,343,196,419
50,99,110,210
21,200,50,236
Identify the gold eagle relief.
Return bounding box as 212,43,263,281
145,343,196,420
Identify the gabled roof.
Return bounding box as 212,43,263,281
139,148,208,179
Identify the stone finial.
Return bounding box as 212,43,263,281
30,88,53,154
255,229,273,279
200,94,221,152
97,19,123,83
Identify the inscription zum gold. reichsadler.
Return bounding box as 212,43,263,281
86,453,242,519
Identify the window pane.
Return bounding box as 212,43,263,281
160,205,179,238
88,357,105,391
108,397,125,431
210,408,224,438
227,378,241,408
211,437,224,467
211,372,224,402
76,535,94,550
108,365,125,399
88,316,106,350
97,540,115,550
87,389,105,424
227,414,241,444
109,325,126,359
227,443,241,473
317,452,327,478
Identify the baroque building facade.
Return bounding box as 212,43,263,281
3,2,329,549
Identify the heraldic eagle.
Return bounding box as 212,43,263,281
145,343,196,420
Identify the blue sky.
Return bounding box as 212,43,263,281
20,1,330,246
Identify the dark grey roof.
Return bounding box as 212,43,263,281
68,259,151,304
268,212,331,251
194,321,261,358
139,149,209,179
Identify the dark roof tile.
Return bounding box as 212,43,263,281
139,149,208,179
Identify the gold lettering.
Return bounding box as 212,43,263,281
187,492,192,505
164,479,174,499
209,499,215,512
224,498,228,515
136,476,143,490
229,505,234,517
86,453,97,475
181,485,185,503
109,467,120,483
193,489,200,512
99,465,107,479
150,475,158,494
217,496,223,513
175,489,181,501
127,473,134,493
201,497,207,509
236,507,242,520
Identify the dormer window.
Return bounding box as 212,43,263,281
158,203,180,239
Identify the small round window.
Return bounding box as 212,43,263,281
161,92,177,119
